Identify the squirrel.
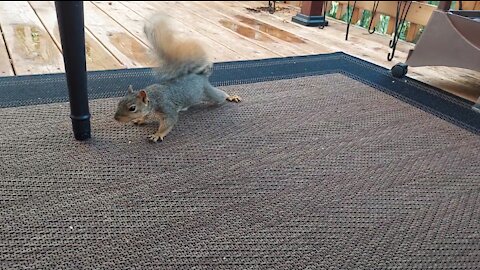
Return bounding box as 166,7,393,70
114,13,241,142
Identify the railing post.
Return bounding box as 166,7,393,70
292,1,328,27
55,1,91,141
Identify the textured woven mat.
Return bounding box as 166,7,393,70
1,73,479,269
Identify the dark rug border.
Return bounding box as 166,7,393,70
0,52,478,134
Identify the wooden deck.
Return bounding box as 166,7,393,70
0,1,479,102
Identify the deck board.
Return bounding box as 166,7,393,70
83,1,155,68
174,1,321,56
192,1,333,55
29,1,123,71
120,0,264,61
0,1,64,75
104,1,243,62
145,1,280,59
0,23,14,76
0,1,478,102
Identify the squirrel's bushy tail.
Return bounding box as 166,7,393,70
144,13,212,80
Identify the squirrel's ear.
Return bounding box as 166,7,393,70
137,90,149,104
127,85,134,94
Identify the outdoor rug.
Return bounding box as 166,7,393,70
1,52,479,269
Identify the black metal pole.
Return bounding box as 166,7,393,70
55,1,91,141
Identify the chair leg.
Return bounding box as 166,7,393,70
473,97,480,114
55,1,91,140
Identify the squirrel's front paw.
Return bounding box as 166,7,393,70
148,133,163,143
226,95,242,103
132,118,146,125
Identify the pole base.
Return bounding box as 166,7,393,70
292,14,328,27
71,117,91,141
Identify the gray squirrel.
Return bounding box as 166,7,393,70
114,13,241,142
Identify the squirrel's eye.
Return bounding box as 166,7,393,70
129,105,136,112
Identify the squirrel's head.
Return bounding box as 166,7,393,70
114,85,151,123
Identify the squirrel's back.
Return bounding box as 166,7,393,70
144,13,212,81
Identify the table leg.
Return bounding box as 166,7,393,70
55,1,91,140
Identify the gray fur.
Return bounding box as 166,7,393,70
147,74,229,116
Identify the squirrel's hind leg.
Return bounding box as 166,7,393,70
204,83,241,104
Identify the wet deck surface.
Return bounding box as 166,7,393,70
0,1,478,102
